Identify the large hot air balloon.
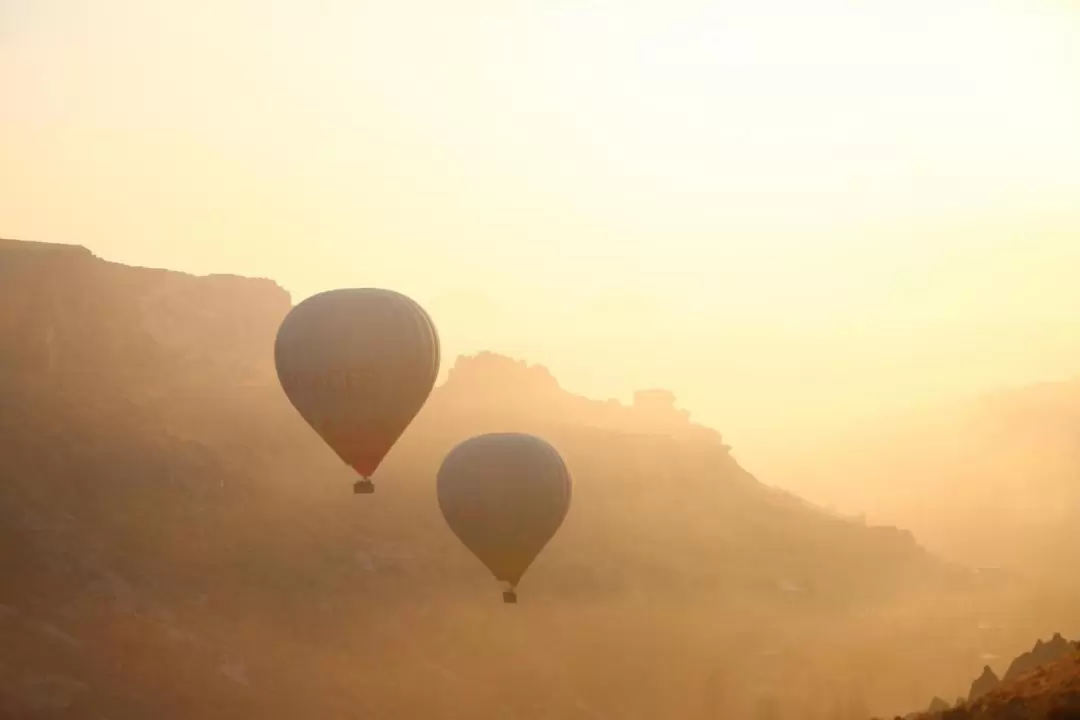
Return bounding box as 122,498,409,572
274,288,439,494
437,433,572,603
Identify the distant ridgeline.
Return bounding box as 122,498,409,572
0,237,290,386
0,238,719,449
435,351,730,448
0,236,959,720
891,633,1080,720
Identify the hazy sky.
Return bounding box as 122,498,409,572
3,0,1079,463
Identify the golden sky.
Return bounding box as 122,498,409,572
2,0,1079,464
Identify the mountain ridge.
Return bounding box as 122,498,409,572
896,636,1080,720
0,237,1008,719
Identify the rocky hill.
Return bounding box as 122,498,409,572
0,238,1022,719
896,637,1080,720
0,237,289,388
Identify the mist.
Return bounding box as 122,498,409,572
4,1,1080,718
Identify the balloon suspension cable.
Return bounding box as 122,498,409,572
501,581,518,604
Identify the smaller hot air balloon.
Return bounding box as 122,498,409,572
437,433,572,603
274,288,439,494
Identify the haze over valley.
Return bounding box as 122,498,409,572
2,239,1079,719
4,1,1080,717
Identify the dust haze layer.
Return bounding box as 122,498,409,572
1,238,1078,720
5,0,1080,455
759,377,1080,576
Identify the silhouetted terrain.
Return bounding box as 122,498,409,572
881,634,1080,719
0,239,1072,719
763,377,1080,574
894,636,1080,720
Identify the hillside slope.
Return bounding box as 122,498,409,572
885,635,1080,719
0,239,1016,719
760,373,1080,573
909,648,1080,720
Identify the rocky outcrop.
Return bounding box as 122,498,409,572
928,697,951,712
902,636,1080,720
943,650,1080,719
968,665,1001,703
1004,634,1078,684
0,238,291,389
436,352,728,447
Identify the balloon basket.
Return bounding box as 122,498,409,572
354,479,375,494
502,590,518,604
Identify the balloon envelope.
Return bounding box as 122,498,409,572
274,288,439,479
437,433,572,588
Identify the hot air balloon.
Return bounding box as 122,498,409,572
274,288,439,494
437,433,572,603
